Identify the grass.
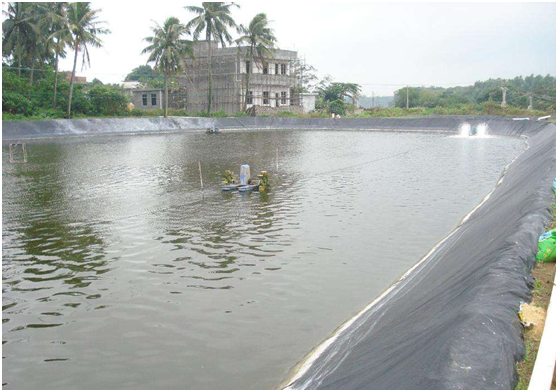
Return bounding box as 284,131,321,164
4,105,553,122
515,203,556,389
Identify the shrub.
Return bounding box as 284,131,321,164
2,92,34,115
328,99,346,116
274,110,298,117
88,85,129,116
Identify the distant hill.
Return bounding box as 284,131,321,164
358,95,394,108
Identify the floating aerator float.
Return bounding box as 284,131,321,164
220,165,268,193
206,126,222,134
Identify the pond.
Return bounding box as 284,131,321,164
2,129,524,389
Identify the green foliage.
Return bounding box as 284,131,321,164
2,91,35,115
185,2,239,114
125,65,155,81
358,103,546,118
88,85,129,116
393,75,556,112
235,12,277,111
316,79,361,114
142,17,193,117
273,110,298,117
2,67,131,119
328,99,346,116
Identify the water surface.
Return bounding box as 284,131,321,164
2,129,524,389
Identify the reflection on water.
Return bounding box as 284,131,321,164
2,129,524,389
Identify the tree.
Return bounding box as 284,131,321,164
54,2,109,118
88,84,128,116
2,2,36,76
185,2,239,114
125,64,155,81
41,2,70,108
235,13,276,111
317,81,361,114
142,17,193,118
291,59,319,93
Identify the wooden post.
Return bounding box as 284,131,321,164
276,147,279,170
198,161,203,189
406,86,409,110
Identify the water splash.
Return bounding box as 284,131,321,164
454,123,492,138
476,123,488,137
459,123,472,137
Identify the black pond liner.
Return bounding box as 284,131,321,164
3,116,556,389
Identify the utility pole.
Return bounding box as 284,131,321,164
372,91,375,108
528,94,533,110
501,87,508,108
406,86,409,109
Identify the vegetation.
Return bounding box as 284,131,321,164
2,67,130,120
315,79,361,115
3,3,555,122
393,75,556,113
235,13,277,111
291,59,319,94
515,204,556,390
2,2,109,118
142,17,193,117
185,2,239,114
50,2,109,117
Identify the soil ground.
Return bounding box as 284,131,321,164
515,261,556,389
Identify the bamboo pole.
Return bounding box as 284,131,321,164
198,161,204,189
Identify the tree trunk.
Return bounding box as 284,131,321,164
17,50,22,77
67,43,79,119
17,31,21,76
53,44,59,109
29,60,34,85
243,51,253,112
164,72,168,118
207,40,213,115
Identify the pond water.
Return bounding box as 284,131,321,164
2,129,524,389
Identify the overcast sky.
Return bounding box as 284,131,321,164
52,2,557,96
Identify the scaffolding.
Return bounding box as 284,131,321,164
169,41,302,115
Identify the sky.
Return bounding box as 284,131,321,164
27,1,558,96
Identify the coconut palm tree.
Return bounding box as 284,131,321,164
2,2,36,77
54,2,109,118
185,2,239,114
40,2,70,108
235,13,276,112
142,17,194,118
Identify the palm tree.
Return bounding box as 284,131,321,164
185,2,239,114
41,2,70,108
24,3,49,86
54,2,109,118
235,13,276,112
142,17,194,118
2,2,35,77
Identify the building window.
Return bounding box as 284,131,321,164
245,61,251,74
281,91,287,105
151,93,157,106
263,91,269,105
281,64,287,75
142,93,148,106
275,63,279,75
247,91,253,105
263,64,268,74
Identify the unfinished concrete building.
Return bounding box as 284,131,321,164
180,41,308,115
